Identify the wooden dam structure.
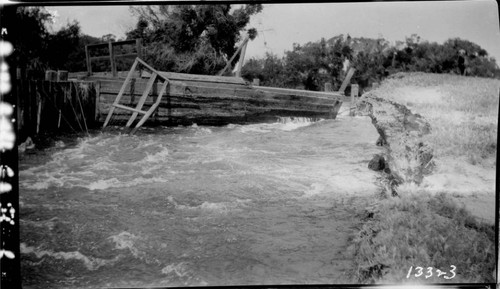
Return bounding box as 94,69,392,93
15,39,358,138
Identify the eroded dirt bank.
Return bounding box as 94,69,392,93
355,78,496,224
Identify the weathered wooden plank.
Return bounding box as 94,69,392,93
99,91,339,109
254,86,342,99
338,67,356,94
98,95,341,120
142,71,247,85
103,59,140,128
126,72,158,127
98,81,344,107
130,81,169,134
113,103,148,114
97,78,248,95
90,55,113,61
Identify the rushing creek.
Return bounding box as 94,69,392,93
19,115,383,288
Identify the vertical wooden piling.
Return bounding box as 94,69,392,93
36,94,42,134
85,45,92,76
95,81,101,123
109,42,117,77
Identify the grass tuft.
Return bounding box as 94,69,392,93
352,192,495,284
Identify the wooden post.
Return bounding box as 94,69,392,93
57,70,68,82
350,84,359,117
252,78,260,86
58,109,61,129
36,94,42,134
136,38,142,59
109,42,117,77
129,78,136,105
16,68,24,80
45,70,57,81
136,39,143,77
85,45,92,76
324,82,333,92
95,81,101,123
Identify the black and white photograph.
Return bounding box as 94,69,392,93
0,1,498,288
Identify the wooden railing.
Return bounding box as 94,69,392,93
85,39,142,77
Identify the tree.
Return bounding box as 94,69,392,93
10,7,53,71
243,33,500,93
101,33,117,43
46,21,81,71
281,35,355,90
10,7,105,73
126,4,263,75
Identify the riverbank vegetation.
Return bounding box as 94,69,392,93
11,5,262,76
241,35,500,93
353,190,495,283
350,73,497,283
379,72,498,166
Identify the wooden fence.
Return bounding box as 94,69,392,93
85,39,142,77
15,79,98,141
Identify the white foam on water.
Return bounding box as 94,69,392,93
161,262,190,277
174,201,225,212
87,178,122,191
108,231,141,258
20,243,117,270
303,182,326,197
199,201,229,212
170,195,251,214
238,117,319,134
20,133,173,191
21,217,59,230
87,176,169,191
194,127,213,135
143,147,169,164
275,117,321,131
239,125,272,134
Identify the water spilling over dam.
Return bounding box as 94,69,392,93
20,116,383,288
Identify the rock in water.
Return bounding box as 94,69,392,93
19,137,35,153
368,154,386,171
375,136,387,146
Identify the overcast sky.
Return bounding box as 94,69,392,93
49,1,500,63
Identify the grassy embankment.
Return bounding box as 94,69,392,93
351,72,498,283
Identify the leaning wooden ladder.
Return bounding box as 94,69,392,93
102,58,169,134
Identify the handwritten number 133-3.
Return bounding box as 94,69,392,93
406,265,456,279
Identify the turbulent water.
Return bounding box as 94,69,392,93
19,115,383,288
